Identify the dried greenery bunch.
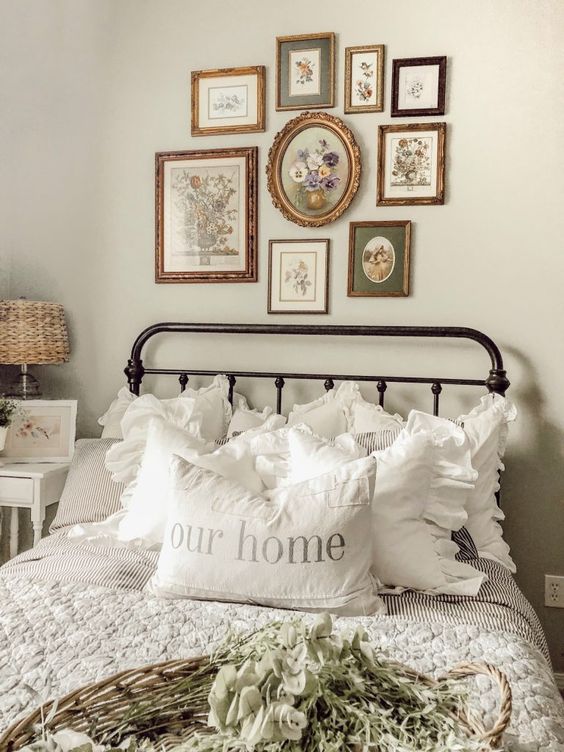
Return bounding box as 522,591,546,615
20,614,503,752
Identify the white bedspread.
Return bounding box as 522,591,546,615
0,577,563,749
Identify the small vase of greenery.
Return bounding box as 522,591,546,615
0,397,22,451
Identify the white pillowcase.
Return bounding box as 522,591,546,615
227,404,286,437
335,381,404,434
287,390,348,438
149,453,384,616
287,426,367,485
117,419,266,547
98,387,136,439
456,395,517,571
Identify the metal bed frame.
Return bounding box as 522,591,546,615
124,323,510,416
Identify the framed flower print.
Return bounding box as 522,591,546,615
391,56,447,117
155,147,258,283
2,400,77,462
377,122,446,206
344,45,385,113
276,32,335,110
268,239,329,314
191,66,265,136
266,111,361,227
348,221,411,298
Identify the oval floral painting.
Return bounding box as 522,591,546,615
362,236,395,283
280,125,350,217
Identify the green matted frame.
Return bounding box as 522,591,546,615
276,32,335,111
347,220,411,297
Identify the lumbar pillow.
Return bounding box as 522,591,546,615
149,453,384,616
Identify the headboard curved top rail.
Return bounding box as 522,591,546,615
124,322,510,416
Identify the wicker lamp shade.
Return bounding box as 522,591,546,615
0,300,70,365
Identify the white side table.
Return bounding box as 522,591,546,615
0,463,70,558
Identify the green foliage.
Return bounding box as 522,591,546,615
0,397,21,428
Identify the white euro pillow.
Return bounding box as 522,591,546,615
287,426,367,485
98,387,137,439
227,404,286,437
149,453,384,616
287,390,347,438
117,419,265,548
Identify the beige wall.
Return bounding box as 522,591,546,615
1,0,564,668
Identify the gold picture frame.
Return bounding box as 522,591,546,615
348,221,411,297
155,147,258,283
266,111,361,227
344,45,385,113
191,66,266,136
268,239,330,314
276,32,335,111
377,122,446,206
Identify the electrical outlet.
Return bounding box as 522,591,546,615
545,575,564,608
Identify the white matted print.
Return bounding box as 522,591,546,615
398,64,440,110
191,66,265,136
268,239,329,313
2,400,77,462
344,45,384,113
377,123,446,206
288,48,321,97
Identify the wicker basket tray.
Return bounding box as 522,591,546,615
0,657,512,751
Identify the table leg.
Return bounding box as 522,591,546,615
9,508,19,559
32,517,43,547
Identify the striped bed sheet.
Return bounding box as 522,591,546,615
1,530,549,661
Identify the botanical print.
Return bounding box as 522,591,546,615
171,166,240,265
288,48,321,97
280,252,317,302
405,74,424,100
208,85,248,120
287,138,341,212
362,237,395,283
14,416,61,447
351,54,376,106
390,136,432,187
398,64,441,110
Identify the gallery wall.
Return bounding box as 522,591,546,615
1,0,564,668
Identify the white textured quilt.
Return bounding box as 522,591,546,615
1,538,563,749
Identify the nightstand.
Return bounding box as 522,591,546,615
0,463,70,558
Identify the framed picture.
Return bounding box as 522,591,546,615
344,45,385,113
391,56,447,117
276,32,335,110
2,400,77,462
377,122,446,206
191,66,265,136
348,221,411,297
266,111,361,227
268,239,329,314
155,147,258,283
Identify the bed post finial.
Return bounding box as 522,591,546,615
486,369,510,396
124,358,145,396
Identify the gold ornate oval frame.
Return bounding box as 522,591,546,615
266,111,361,227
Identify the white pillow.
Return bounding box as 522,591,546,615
149,453,384,616
117,419,265,548
456,395,517,571
287,390,347,438
335,381,404,433
98,387,136,439
227,404,286,437
371,420,484,594
287,417,484,595
287,426,367,485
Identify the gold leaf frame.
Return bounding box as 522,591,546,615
191,66,265,136
344,44,385,114
266,111,361,227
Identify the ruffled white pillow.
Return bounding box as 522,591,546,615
227,403,286,437
334,381,404,433
287,390,347,438
97,387,136,439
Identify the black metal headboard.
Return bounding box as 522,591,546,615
124,323,509,417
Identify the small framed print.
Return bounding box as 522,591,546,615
155,147,258,283
268,239,329,314
377,122,446,206
2,400,77,462
348,221,411,298
191,66,265,136
344,45,385,113
276,32,335,110
391,56,446,117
